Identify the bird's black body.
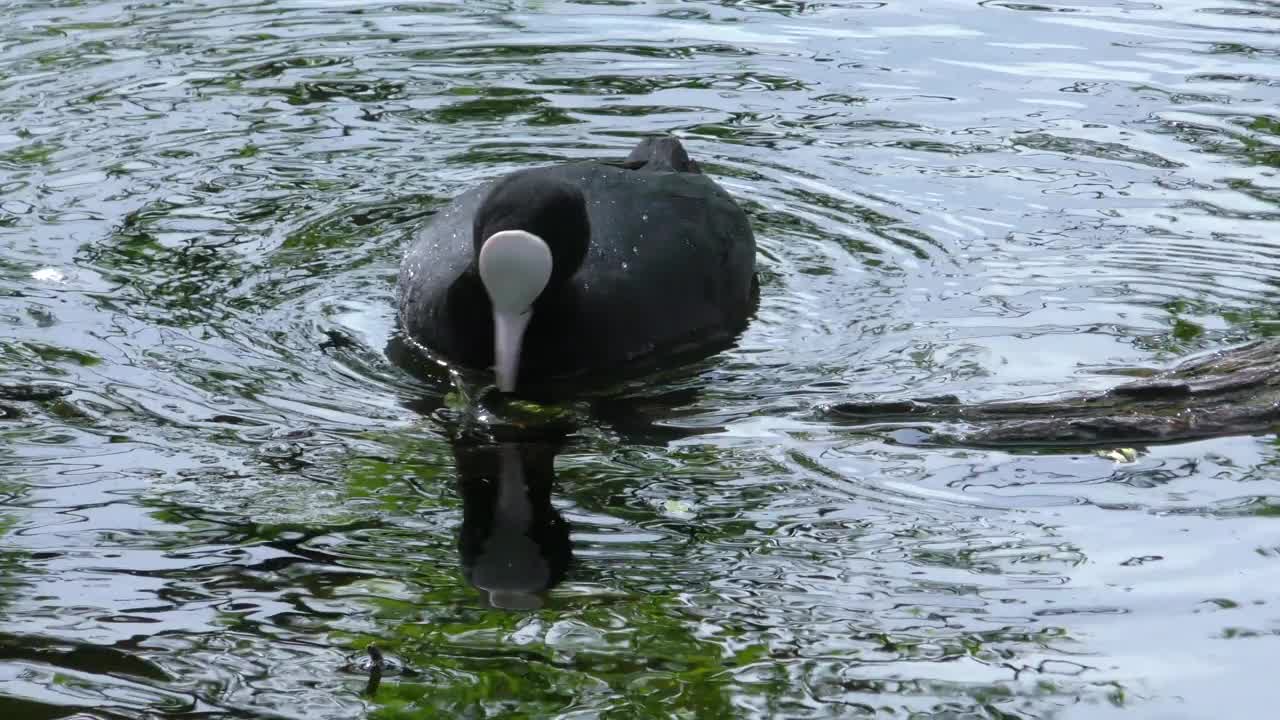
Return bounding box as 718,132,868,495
396,137,757,391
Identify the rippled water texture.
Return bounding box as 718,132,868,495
3,1,1279,717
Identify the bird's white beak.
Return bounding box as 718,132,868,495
477,230,553,393
491,309,532,393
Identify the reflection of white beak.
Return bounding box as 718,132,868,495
477,230,553,393
471,444,547,610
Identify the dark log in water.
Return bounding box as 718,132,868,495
0,383,70,402
0,383,72,421
828,339,1280,448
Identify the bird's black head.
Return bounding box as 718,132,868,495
470,171,592,393
472,171,590,289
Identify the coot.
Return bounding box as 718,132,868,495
396,136,756,393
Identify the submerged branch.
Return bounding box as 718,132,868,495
0,382,70,402
828,339,1280,448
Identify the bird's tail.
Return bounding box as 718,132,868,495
622,136,701,174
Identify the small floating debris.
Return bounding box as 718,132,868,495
468,390,579,435
343,643,407,676
318,329,358,352
342,642,410,697
662,499,694,517
30,267,67,284
364,643,384,696
1095,447,1140,463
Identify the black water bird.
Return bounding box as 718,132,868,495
396,136,757,393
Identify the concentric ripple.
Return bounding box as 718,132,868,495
2,0,1279,718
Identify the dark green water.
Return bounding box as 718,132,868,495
2,1,1279,718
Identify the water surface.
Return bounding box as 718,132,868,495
2,0,1279,717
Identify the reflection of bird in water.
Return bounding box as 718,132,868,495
453,438,571,610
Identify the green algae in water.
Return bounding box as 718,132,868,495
2,1,1280,718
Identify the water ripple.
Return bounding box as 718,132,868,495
2,0,1279,718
